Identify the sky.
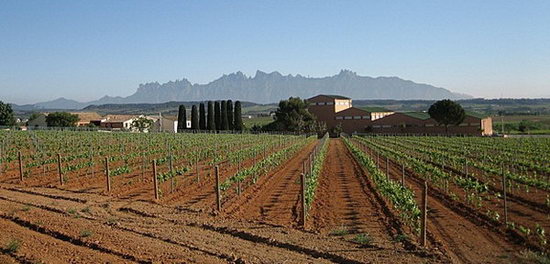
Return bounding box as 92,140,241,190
1,0,549,104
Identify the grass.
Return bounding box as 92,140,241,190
80,206,91,213
392,233,408,243
80,230,93,238
352,233,373,246
21,205,31,212
242,116,274,129
330,226,349,236
518,250,550,264
5,239,21,253
67,208,81,218
106,217,118,225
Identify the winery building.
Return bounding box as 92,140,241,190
307,94,493,136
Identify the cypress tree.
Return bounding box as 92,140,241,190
191,105,198,130
199,103,206,130
221,100,229,130
227,100,233,130
207,101,215,131
177,105,186,132
214,101,221,130
234,101,243,131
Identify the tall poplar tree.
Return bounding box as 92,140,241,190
214,101,221,130
177,105,186,132
199,103,206,130
191,105,198,130
227,100,234,130
221,100,229,130
207,101,215,131
234,101,243,131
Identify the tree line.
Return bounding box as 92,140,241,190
177,100,243,132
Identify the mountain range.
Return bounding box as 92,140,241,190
13,70,472,110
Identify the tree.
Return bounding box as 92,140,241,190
234,101,243,131
428,99,466,134
199,103,206,130
221,100,229,130
28,112,41,122
191,105,198,130
177,105,187,132
227,100,233,130
214,101,221,130
46,112,80,127
207,101,215,131
131,116,153,132
272,97,315,132
0,101,16,127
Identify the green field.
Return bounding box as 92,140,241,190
492,114,550,134
242,116,274,129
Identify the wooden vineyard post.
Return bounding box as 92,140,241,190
377,152,380,169
196,156,200,183
57,153,63,186
91,152,94,178
0,146,3,178
141,151,145,178
502,167,508,225
401,163,405,186
421,181,428,247
169,154,174,193
309,153,313,176
18,151,23,182
301,172,306,228
386,156,389,180
105,157,111,193
237,179,242,196
153,160,159,200
215,165,221,212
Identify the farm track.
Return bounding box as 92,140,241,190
356,141,524,264
222,141,316,227
0,183,438,263
307,139,399,249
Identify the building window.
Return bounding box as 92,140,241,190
336,116,343,120
426,124,434,127
362,116,370,119
344,116,352,120
317,102,326,106
353,116,361,119
326,102,334,105
373,125,381,128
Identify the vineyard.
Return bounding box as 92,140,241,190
0,130,548,263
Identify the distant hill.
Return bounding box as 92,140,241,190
16,70,471,109
12,98,550,118
82,101,264,116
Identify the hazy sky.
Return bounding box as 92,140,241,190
1,0,549,104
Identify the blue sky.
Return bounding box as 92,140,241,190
1,0,549,104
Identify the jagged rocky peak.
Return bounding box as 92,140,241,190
28,69,473,108
338,69,357,77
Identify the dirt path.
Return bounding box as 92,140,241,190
223,142,316,227
307,139,399,249
0,183,439,264
356,140,523,264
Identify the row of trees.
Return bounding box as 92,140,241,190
177,100,243,131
